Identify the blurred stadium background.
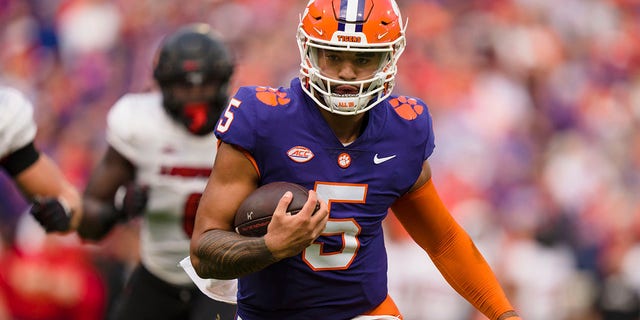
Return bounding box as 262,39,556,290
1,0,639,319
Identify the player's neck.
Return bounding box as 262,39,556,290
318,107,367,145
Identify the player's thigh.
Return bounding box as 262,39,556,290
190,292,237,320
108,264,189,320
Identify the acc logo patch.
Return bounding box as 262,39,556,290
287,146,314,163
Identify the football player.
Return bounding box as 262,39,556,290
0,86,82,233
77,24,237,320
189,1,521,319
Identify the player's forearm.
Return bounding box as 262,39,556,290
16,154,74,200
192,229,278,280
392,180,518,319
17,154,83,231
428,226,516,320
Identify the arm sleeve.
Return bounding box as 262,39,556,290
0,142,40,176
391,179,516,320
214,86,257,153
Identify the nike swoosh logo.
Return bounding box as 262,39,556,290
373,154,396,164
313,27,324,36
377,32,388,40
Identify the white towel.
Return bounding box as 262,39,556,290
178,256,238,304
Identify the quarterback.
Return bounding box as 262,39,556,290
190,0,521,319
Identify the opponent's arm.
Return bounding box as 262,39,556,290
12,145,82,232
190,142,328,280
78,146,147,241
1,90,80,233
391,161,520,320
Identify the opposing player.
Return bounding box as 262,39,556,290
190,1,521,319
0,85,81,233
77,24,237,320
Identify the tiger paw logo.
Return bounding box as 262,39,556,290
256,86,290,106
390,96,423,120
337,152,352,168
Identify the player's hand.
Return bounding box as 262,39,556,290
117,183,149,220
264,190,329,260
497,311,522,320
30,197,72,233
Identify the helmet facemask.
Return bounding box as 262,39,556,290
153,23,234,135
159,79,228,136
297,0,407,115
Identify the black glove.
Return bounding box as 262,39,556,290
117,183,149,220
30,197,72,232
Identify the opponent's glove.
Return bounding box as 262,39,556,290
115,183,149,220
30,197,72,232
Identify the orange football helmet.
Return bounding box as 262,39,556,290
297,0,407,115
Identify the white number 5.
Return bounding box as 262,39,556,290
303,183,366,270
216,98,241,133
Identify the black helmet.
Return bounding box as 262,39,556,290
153,23,234,135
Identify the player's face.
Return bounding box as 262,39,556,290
314,48,385,83
167,81,219,103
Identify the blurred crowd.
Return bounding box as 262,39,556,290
1,0,639,319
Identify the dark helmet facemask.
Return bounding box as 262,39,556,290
161,91,221,135
153,23,234,135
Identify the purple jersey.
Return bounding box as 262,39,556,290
215,78,435,320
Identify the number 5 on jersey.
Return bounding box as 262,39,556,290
303,183,366,271
217,98,242,133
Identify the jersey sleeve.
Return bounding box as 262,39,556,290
388,95,436,162
106,95,145,163
420,99,436,161
0,88,38,160
214,86,259,153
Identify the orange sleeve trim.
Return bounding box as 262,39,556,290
391,179,515,320
221,143,261,179
239,149,260,179
363,295,402,318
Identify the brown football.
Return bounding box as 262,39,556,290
234,182,318,237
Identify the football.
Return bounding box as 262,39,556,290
234,181,317,237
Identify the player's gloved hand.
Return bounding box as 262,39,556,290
116,183,149,220
30,197,72,233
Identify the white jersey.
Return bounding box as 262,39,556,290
107,92,217,285
0,86,37,159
